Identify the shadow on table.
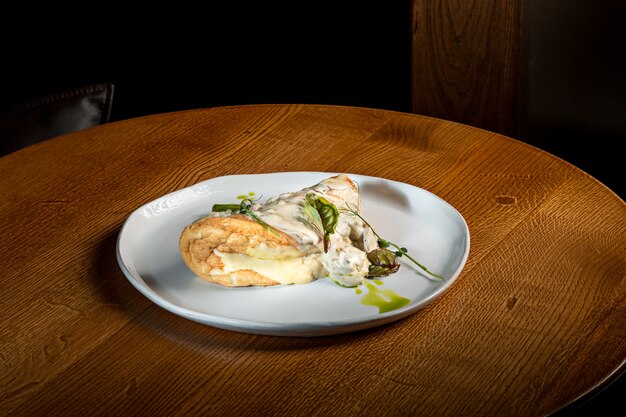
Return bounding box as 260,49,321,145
554,371,625,416
92,227,416,353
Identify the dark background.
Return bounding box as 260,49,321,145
519,0,625,200
1,2,623,414
2,2,623,199
2,5,411,120
2,3,622,198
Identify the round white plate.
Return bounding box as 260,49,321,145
116,172,470,336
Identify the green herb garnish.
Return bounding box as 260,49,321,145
304,193,324,234
342,204,444,280
212,204,241,212
212,198,280,237
304,193,339,252
366,248,400,278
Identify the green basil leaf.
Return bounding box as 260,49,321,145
303,193,339,252
304,193,324,234
315,195,339,252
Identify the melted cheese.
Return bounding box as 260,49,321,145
215,250,324,285
245,243,310,260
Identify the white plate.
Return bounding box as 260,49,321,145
116,172,470,336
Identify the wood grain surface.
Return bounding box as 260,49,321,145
411,0,522,136
0,105,624,416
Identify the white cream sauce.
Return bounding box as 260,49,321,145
213,174,379,286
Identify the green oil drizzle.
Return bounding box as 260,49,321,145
358,280,411,314
237,191,257,200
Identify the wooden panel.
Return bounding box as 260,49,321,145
411,0,522,136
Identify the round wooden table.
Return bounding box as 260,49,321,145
1,105,624,416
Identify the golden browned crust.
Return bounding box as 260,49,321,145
179,214,297,287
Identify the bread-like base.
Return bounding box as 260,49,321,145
179,214,297,287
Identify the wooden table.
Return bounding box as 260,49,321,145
1,105,624,416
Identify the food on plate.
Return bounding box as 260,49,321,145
179,174,441,287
